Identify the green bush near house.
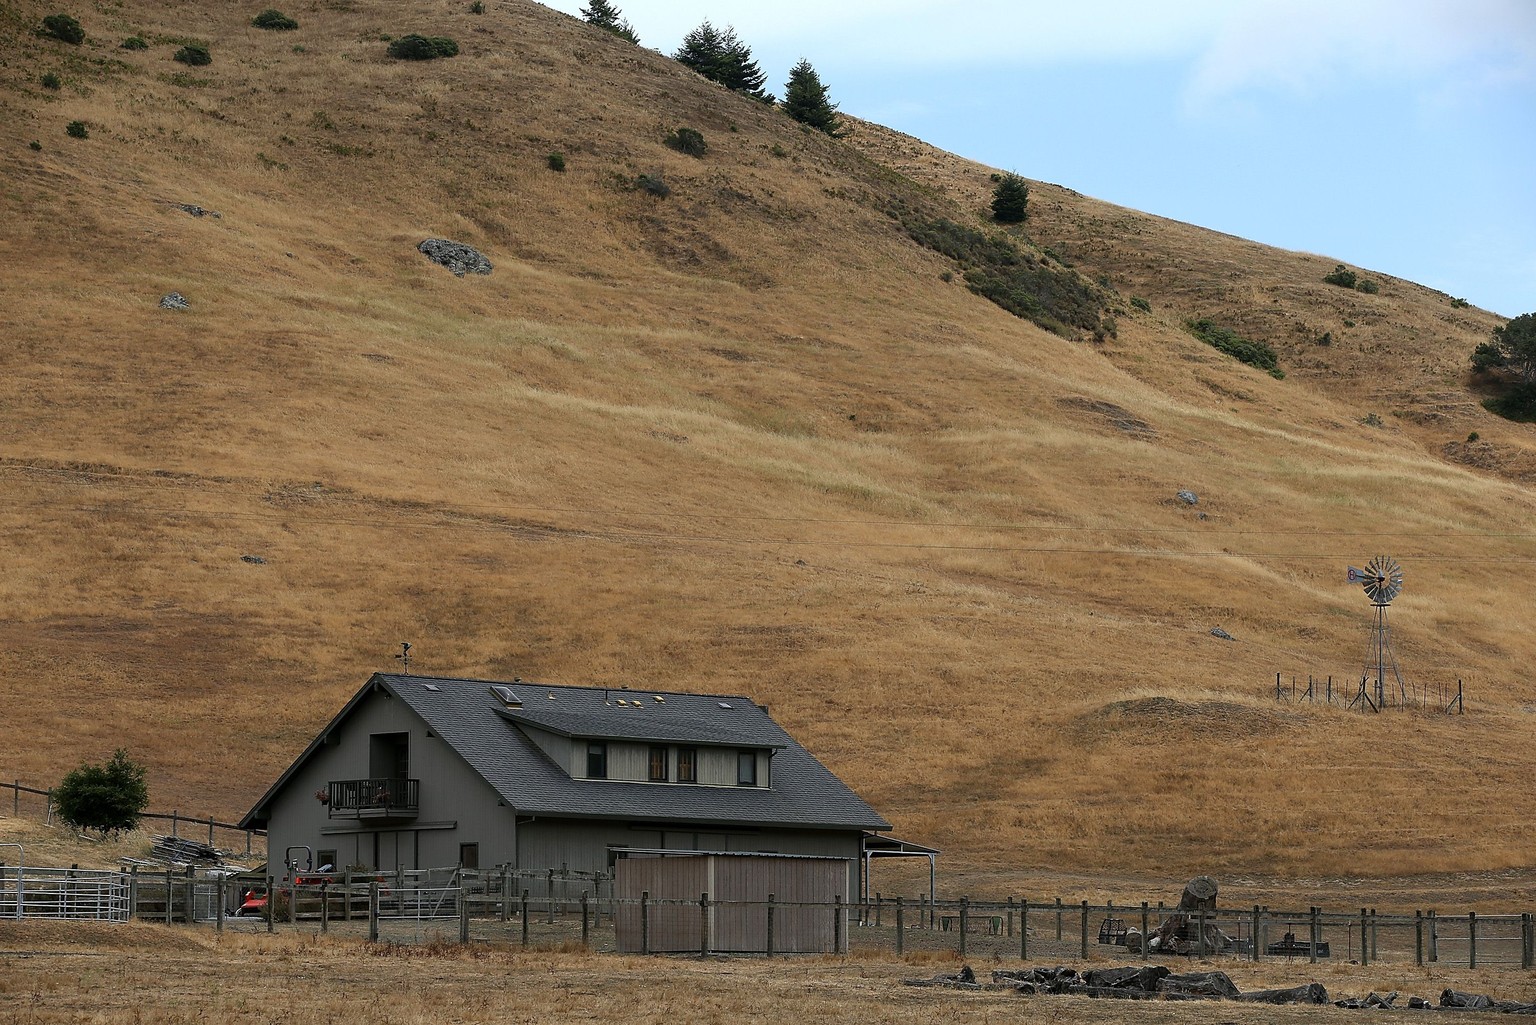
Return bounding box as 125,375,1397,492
55,750,149,838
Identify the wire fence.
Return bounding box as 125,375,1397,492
1272,673,1465,713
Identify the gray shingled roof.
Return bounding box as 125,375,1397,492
378,674,890,831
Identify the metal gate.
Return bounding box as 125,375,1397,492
0,866,130,922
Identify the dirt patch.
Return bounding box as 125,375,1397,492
1076,696,1299,742
0,920,208,952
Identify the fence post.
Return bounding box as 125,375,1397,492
1140,902,1149,962
171,810,179,839
1020,897,1029,961
835,894,845,955
459,885,470,944
266,875,275,934
1370,907,1378,960
320,882,329,933
1055,897,1063,940
368,880,378,942
342,870,352,922
700,891,711,957
1359,909,1368,967
128,866,138,920
581,890,590,947
766,892,776,958
895,896,904,956
521,889,529,947
1252,906,1260,962
216,876,225,934
500,868,511,923
1310,906,1320,965
1429,909,1438,963
958,896,968,958
1522,912,1532,970
1006,896,1015,938
1415,910,1423,965
207,816,214,846
245,830,252,858
11,780,16,816
1469,911,1477,969
640,890,650,956
547,869,555,925
876,892,883,928
163,867,173,925
1081,901,1090,960
1197,907,1207,958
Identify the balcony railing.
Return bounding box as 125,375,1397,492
326,778,419,819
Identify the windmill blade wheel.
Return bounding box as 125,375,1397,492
1362,555,1403,604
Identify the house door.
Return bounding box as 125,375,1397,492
369,732,409,782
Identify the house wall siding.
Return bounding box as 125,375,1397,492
264,684,513,875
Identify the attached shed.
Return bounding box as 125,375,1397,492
615,850,850,953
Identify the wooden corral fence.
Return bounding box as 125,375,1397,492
150,869,1536,972
0,778,266,854
1272,673,1465,713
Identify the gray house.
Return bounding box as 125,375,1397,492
240,673,892,894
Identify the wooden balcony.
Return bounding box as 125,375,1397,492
326,778,419,820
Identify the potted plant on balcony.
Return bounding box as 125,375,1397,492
313,788,329,805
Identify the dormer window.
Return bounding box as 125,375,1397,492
586,741,608,779
737,750,758,787
648,745,669,782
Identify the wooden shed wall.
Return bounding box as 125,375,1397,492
615,855,849,953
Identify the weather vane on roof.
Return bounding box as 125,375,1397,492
394,641,412,676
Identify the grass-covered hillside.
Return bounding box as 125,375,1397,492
2,0,1534,899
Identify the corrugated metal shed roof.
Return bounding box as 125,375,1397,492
375,674,890,831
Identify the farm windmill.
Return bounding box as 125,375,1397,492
1347,556,1405,711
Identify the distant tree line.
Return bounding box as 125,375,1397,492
576,4,844,135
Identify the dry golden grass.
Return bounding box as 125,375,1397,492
1,927,1535,1025
1,0,1535,902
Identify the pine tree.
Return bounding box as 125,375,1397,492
673,21,770,101
580,0,638,43
782,59,842,135
991,172,1029,224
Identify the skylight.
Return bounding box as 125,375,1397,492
490,684,520,706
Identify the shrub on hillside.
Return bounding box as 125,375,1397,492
66,119,88,138
41,13,84,44
55,749,149,838
1356,278,1379,294
636,173,670,198
174,43,212,66
664,126,707,157
1186,318,1284,378
387,34,459,60
252,9,299,30
1323,264,1357,289
41,72,62,90
546,152,565,172
1451,297,1471,309
1130,296,1151,313
891,203,1106,339
470,1,485,13
120,35,148,49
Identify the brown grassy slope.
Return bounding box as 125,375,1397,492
1,0,1534,895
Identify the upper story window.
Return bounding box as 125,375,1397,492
737,749,758,787
677,747,697,783
586,741,608,779
648,745,669,782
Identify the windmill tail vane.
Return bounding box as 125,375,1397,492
1346,566,1368,584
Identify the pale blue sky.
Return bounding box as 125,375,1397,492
540,1,1534,319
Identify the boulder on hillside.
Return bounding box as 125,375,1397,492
418,238,492,276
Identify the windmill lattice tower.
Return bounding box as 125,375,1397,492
1348,555,1405,711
